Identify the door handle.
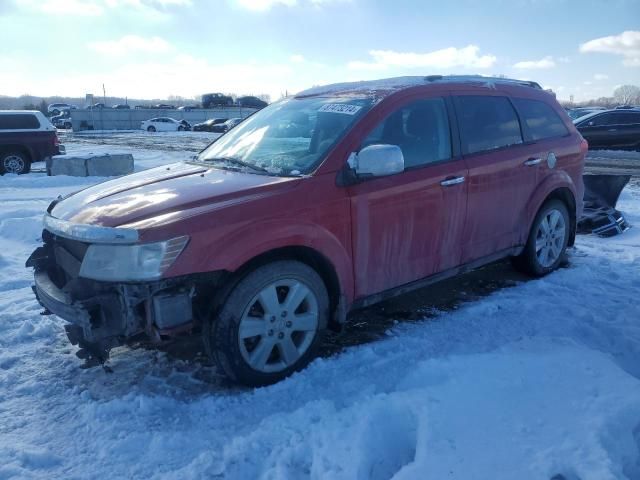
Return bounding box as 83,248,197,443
524,158,542,166
608,128,618,132
440,176,465,187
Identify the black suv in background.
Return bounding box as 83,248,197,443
236,96,268,109
574,109,640,150
0,111,64,174
201,93,234,108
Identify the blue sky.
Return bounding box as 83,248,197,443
0,0,638,102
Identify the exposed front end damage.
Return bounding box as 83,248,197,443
26,228,221,366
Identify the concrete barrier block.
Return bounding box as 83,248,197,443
49,156,87,176
86,154,134,176
48,154,134,177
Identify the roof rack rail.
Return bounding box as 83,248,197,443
424,75,542,89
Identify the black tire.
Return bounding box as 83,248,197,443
147,126,156,132
0,151,31,175
512,199,570,277
178,126,185,131
204,261,329,387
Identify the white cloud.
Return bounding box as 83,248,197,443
0,52,301,102
15,0,191,16
348,45,497,71
513,56,556,69
15,0,104,15
236,0,296,11
593,73,608,81
235,0,348,10
290,54,305,63
88,35,173,56
580,30,640,67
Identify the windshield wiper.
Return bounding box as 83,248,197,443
206,156,269,174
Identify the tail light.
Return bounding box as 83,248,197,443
53,134,60,147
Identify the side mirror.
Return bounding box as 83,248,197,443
350,144,404,177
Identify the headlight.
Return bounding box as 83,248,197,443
79,236,189,281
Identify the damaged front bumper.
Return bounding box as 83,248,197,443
26,233,211,364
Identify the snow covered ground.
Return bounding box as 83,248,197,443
1,133,639,479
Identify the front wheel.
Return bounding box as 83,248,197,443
512,199,570,277
147,126,156,132
1,151,31,175
177,125,185,131
204,261,329,387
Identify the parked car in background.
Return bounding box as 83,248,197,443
87,103,106,110
1,110,64,174
614,105,639,110
51,112,72,129
112,104,131,109
178,105,199,111
209,117,243,133
222,117,243,132
152,104,176,110
567,107,606,120
47,103,72,115
141,117,189,132
236,96,268,109
179,119,192,131
201,93,234,108
193,118,227,132
28,75,586,386
574,109,640,150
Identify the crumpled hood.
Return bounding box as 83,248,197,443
51,162,297,228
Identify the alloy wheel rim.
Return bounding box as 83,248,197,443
238,279,319,373
4,155,25,174
535,209,566,268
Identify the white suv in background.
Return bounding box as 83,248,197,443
47,103,72,115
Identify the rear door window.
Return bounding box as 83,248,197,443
0,114,40,130
512,98,569,140
454,96,523,155
590,113,617,126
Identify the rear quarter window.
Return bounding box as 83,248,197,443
454,96,523,155
616,112,640,125
0,114,41,130
513,98,569,140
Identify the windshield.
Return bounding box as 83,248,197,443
197,96,373,175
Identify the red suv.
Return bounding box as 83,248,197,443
27,76,585,386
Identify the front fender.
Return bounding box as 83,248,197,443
179,218,355,303
520,170,579,245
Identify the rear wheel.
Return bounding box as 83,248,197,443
512,199,570,276
204,261,329,387
147,126,156,132
1,151,31,175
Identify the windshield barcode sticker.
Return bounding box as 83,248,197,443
318,104,362,115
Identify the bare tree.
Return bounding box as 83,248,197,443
613,85,640,105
